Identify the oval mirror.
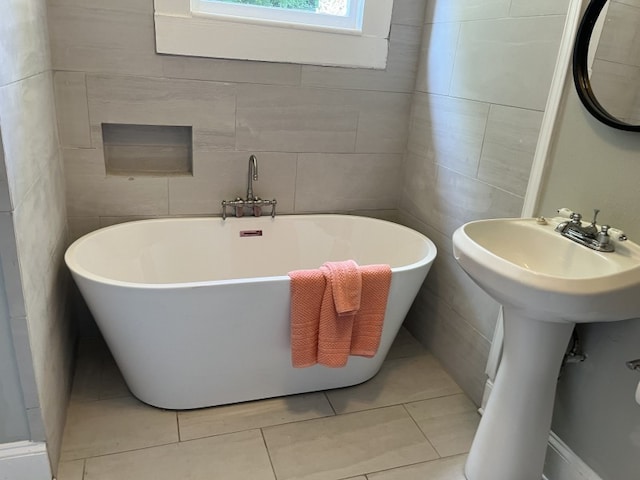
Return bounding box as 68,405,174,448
573,0,640,131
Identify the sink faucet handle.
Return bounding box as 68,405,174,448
557,207,573,218
597,225,610,245
591,208,600,226
570,212,582,224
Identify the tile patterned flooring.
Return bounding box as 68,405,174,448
57,329,479,480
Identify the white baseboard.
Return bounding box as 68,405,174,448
480,379,601,480
0,441,51,480
543,432,602,480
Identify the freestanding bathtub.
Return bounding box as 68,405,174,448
65,215,436,409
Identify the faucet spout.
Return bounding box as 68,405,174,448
247,154,258,201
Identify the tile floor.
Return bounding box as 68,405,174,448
56,328,479,480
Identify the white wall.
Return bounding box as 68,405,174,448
0,138,30,442
538,69,640,480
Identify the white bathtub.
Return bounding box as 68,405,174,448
65,215,436,409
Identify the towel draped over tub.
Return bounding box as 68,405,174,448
289,260,392,368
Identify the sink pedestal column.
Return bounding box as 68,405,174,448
464,308,575,480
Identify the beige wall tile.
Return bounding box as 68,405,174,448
0,0,50,86
56,460,85,480
392,0,428,26
355,91,412,153
263,406,438,480
405,393,479,457
450,16,565,110
68,217,100,242
169,152,296,215
84,430,275,480
66,174,169,217
0,72,60,210
162,55,302,86
478,105,543,197
405,165,523,239
386,327,428,360
510,0,570,17
422,250,500,340
54,72,91,148
399,152,438,229
86,74,236,151
424,0,510,23
48,5,163,76
295,154,402,212
48,0,150,13
62,148,106,176
415,22,461,96
326,354,462,414
236,85,358,153
61,395,178,461
407,93,489,176
404,289,492,405
179,393,334,441
368,455,467,480
301,25,423,94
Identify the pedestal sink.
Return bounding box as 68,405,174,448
452,217,640,480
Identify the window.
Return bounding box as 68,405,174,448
192,0,365,32
154,0,393,68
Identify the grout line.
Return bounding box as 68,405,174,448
401,403,440,456
176,410,182,442
324,391,337,416
259,428,278,480
65,439,181,463
364,454,469,478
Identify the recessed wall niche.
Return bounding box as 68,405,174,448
102,123,193,176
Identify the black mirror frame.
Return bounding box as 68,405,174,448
573,0,640,131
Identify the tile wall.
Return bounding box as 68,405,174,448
398,0,570,403
0,0,72,472
48,0,427,242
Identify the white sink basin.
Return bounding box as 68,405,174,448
452,217,640,480
453,217,640,323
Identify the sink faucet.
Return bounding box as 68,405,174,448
555,208,615,252
221,154,277,220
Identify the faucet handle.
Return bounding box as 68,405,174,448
591,208,600,226
570,212,582,224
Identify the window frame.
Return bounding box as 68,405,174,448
154,0,393,69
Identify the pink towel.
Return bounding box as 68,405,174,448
321,260,361,315
289,269,325,368
289,261,392,368
350,265,392,357
316,263,356,367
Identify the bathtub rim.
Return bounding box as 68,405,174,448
65,214,437,290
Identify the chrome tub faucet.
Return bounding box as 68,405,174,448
221,154,277,220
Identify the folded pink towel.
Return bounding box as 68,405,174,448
350,265,392,357
289,261,392,368
321,260,361,316
289,269,326,368
317,263,356,367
